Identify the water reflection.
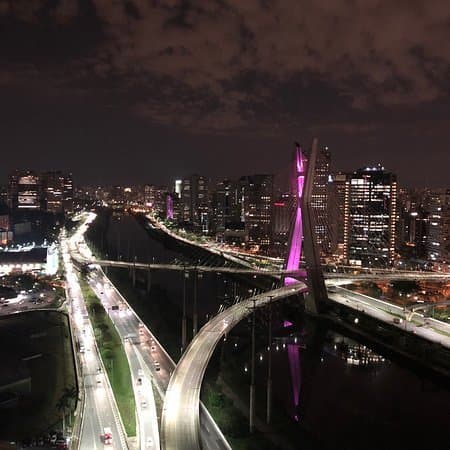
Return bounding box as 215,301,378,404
104,212,450,450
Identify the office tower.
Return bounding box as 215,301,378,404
8,170,42,210
330,172,350,259
238,174,273,250
144,184,155,207
272,192,294,257
0,204,12,245
425,189,449,264
42,171,73,214
211,179,239,233
0,185,7,205
144,184,169,217
174,179,182,197
62,173,73,213
343,165,397,267
396,188,429,260
180,175,210,231
310,146,332,256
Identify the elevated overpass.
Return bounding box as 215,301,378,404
161,283,308,450
72,254,450,283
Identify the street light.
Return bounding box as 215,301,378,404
267,295,273,424
249,294,256,434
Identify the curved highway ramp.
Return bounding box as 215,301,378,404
161,283,308,450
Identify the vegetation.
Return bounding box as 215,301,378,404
203,381,283,450
0,311,77,440
56,386,77,435
80,279,136,437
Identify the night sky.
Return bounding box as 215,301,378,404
1,0,449,188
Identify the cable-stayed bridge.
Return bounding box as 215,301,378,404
70,139,449,450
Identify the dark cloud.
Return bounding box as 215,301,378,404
1,0,450,132
0,0,449,186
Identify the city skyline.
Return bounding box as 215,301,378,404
0,3,449,450
1,1,450,187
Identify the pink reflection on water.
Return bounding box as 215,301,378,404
288,343,301,421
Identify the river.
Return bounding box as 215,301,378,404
102,212,450,450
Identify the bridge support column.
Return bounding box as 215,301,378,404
146,268,152,293
266,301,273,425
132,256,137,287
181,271,188,354
192,269,199,337
250,297,256,434
301,138,329,314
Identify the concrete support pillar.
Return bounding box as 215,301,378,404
132,256,136,287
147,267,152,293
266,300,273,424
192,269,198,337
181,271,188,354
250,297,256,433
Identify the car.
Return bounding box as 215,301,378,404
138,369,144,376
56,438,68,449
141,400,147,409
146,436,154,447
151,346,156,352
136,377,142,385
154,361,160,371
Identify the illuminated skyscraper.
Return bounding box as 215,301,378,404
8,170,42,210
343,165,397,267
425,189,449,264
42,171,73,214
330,172,350,259
310,146,331,256
272,192,293,257
180,175,210,231
211,178,239,233
238,174,273,250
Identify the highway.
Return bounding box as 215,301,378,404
61,234,128,450
85,263,230,450
72,212,450,450
161,283,308,450
71,212,230,450
86,269,160,450
328,285,450,349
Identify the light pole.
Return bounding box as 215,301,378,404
116,229,121,261
266,296,273,424
132,255,137,287
249,291,256,433
193,267,198,337
181,268,188,354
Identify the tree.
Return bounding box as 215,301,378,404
56,386,78,434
